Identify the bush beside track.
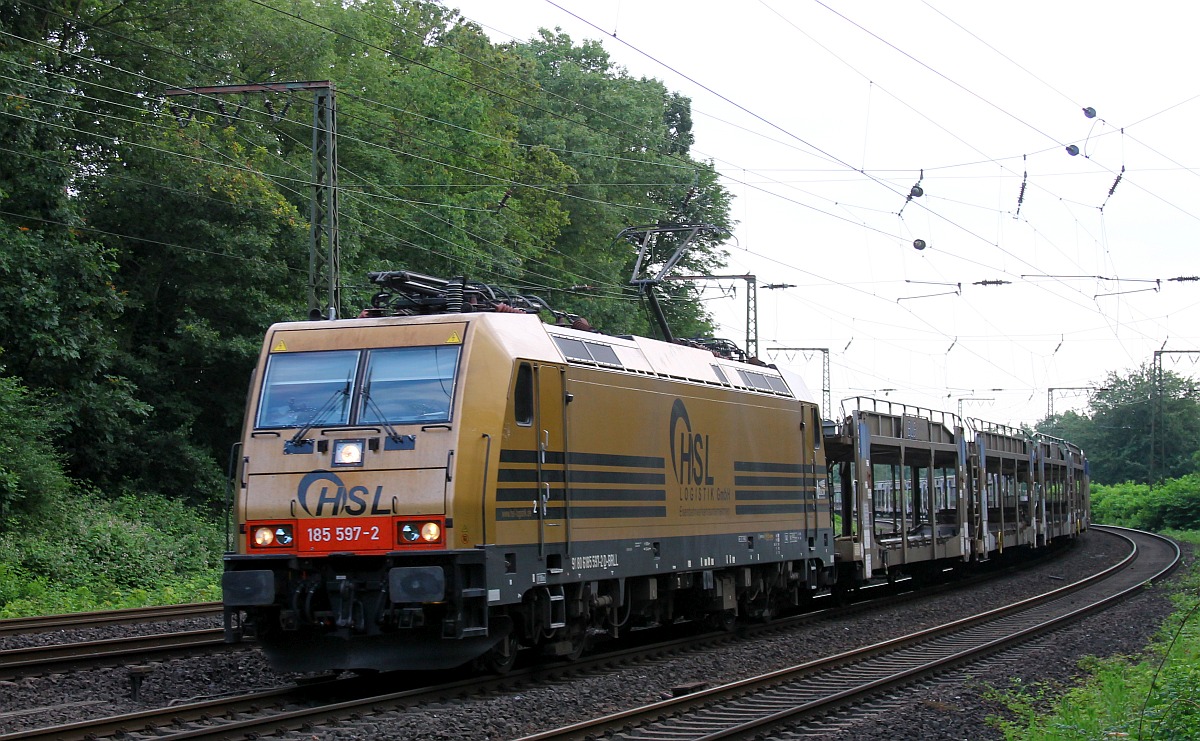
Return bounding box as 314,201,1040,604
991,529,1200,739
0,490,222,618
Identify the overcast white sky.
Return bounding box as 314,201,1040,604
445,0,1200,427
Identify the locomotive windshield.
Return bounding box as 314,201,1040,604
256,350,358,429
360,346,460,424
255,346,461,429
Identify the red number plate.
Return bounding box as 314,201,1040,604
297,517,392,552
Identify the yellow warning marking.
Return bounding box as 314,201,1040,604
446,332,462,344
272,340,288,352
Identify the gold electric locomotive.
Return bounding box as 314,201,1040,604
222,272,835,672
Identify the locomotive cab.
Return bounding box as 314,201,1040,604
223,315,502,671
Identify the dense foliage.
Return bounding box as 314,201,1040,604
1038,362,1200,486
1090,477,1200,532
0,0,733,523
0,487,224,617
0,370,222,617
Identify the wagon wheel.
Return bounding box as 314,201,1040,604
709,608,737,632
563,629,588,662
480,632,519,675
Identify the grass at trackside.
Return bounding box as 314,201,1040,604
988,530,1200,740
0,573,222,619
0,491,224,619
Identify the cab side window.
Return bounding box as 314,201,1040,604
514,363,533,426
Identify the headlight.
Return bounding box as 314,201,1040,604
251,524,293,548
399,520,443,545
332,438,365,466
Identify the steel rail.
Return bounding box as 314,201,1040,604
514,526,1179,741
0,603,222,638
0,629,232,680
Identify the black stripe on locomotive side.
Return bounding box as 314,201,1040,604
499,449,564,465
568,451,665,469
499,449,665,470
497,469,664,485
569,469,666,485
569,488,667,501
734,461,819,473
497,468,566,483
733,475,813,487
495,487,666,502
734,489,810,501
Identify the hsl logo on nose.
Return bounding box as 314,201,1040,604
296,470,392,516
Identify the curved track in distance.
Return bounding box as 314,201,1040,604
515,526,1178,741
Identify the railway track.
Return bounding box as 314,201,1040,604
516,525,1179,741
0,530,1146,740
0,629,231,681
0,602,229,680
0,543,1051,685
0,602,222,638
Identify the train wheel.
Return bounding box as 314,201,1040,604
480,633,519,675
563,629,588,662
711,609,737,632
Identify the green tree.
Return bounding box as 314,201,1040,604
0,5,147,489
80,119,308,507
0,373,71,528
324,2,577,305
505,29,733,338
1038,362,1200,485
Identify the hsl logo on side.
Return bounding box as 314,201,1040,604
670,399,730,504
670,398,713,486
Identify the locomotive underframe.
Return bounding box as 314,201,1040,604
222,529,836,672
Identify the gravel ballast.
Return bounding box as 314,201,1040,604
0,529,1183,739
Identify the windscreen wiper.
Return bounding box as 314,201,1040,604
362,378,408,445
287,380,351,451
